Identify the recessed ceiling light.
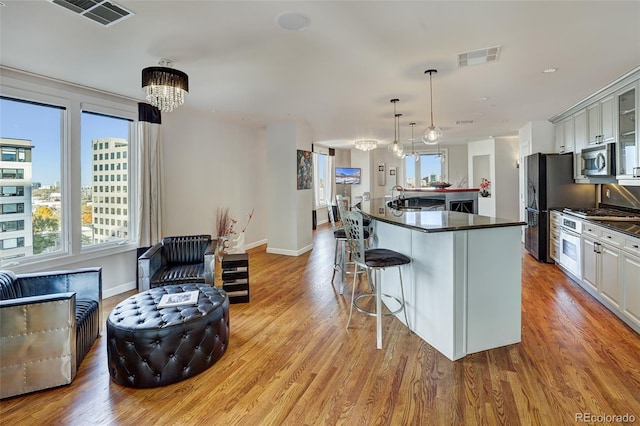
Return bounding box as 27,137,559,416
479,97,489,101
543,68,558,73
276,12,311,31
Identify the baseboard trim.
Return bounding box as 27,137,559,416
266,244,313,256
104,280,136,299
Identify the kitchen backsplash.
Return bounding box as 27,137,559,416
602,184,640,210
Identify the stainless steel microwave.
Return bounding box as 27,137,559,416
581,144,615,177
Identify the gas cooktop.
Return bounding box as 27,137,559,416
563,207,640,221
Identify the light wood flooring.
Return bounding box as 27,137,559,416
1,224,639,425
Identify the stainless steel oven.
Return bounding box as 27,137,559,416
558,214,583,279
581,144,615,177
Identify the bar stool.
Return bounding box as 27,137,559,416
341,209,411,349
328,202,368,294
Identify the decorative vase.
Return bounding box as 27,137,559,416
216,236,229,262
230,231,246,254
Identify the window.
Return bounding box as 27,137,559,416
81,111,132,247
404,151,448,188
313,152,330,207
1,82,137,267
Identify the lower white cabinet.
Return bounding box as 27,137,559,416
622,252,640,328
578,223,639,332
600,244,621,308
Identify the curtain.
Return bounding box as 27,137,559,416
136,103,163,246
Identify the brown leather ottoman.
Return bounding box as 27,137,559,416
106,283,229,388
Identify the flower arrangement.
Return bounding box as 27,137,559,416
479,178,491,198
216,207,237,237
216,207,254,237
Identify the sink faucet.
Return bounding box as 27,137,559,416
391,185,404,201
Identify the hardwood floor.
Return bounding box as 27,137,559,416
1,224,639,425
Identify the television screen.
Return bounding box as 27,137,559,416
335,167,361,184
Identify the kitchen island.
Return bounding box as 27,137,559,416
355,198,525,360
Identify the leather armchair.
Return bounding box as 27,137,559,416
0,267,102,399
137,235,216,291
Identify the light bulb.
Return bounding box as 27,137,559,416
394,146,405,159
387,142,400,153
422,125,442,145
411,152,420,162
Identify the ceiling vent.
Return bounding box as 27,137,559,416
456,120,475,125
48,0,134,27
458,46,501,67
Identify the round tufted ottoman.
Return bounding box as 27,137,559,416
106,283,229,388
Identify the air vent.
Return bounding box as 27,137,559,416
456,120,475,125
48,0,134,27
458,46,501,67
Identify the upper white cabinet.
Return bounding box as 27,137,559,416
550,66,640,185
573,109,588,180
555,116,575,154
616,81,640,182
587,95,615,145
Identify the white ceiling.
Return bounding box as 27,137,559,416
1,1,639,149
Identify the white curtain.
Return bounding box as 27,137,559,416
136,104,163,246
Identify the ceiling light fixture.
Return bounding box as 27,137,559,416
354,139,378,151
408,122,420,162
387,99,405,159
142,59,189,112
543,68,558,74
422,69,442,145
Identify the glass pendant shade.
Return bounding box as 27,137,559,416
408,123,420,162
422,125,442,145
142,61,189,112
422,69,442,145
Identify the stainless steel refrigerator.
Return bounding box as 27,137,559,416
524,153,595,262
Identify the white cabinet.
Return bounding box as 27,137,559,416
582,233,599,292
555,117,574,153
580,222,640,331
616,81,640,182
587,95,616,145
549,211,561,262
573,109,588,179
600,242,621,308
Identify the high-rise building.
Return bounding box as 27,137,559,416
90,137,128,244
0,138,34,261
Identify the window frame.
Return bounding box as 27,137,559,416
0,74,139,270
403,148,449,188
313,151,330,208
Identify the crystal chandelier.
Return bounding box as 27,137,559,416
408,122,420,162
387,99,405,159
422,69,443,145
354,139,378,151
142,59,189,112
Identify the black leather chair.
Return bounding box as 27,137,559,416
137,235,216,291
0,267,102,399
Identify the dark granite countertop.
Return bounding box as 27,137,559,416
355,198,525,233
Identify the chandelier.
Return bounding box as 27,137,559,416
142,59,189,112
387,99,405,159
422,69,443,145
355,139,378,151
408,122,420,162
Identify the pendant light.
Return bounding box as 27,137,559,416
142,59,189,112
422,69,443,145
387,99,405,158
408,122,420,162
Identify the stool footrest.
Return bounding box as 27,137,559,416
352,292,405,317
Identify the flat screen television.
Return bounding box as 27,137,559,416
335,167,361,184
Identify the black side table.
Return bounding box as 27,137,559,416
221,253,250,303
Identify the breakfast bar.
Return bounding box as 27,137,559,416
356,198,525,360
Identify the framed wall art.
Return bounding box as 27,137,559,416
297,149,313,190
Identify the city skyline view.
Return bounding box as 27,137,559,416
0,98,129,186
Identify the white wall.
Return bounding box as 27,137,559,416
265,121,313,255
162,107,267,248
468,137,520,219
